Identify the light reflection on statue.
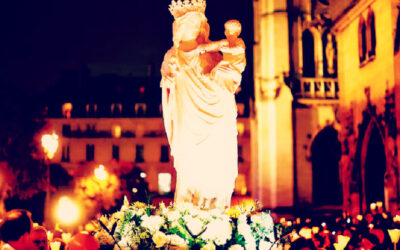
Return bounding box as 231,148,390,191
161,0,246,209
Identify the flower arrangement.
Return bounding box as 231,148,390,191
94,197,286,249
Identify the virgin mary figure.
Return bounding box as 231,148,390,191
161,0,246,209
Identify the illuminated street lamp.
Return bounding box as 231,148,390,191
41,132,59,160
94,165,108,181
41,132,59,226
55,196,80,226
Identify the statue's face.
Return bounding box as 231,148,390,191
173,12,207,46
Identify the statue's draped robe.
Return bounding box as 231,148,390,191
161,12,245,208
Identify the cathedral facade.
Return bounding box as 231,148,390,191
252,0,400,214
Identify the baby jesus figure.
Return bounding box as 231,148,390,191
199,19,246,93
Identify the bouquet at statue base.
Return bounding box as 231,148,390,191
93,197,289,250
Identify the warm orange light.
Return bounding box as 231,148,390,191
112,125,122,138
312,226,319,234
334,235,350,250
357,215,363,221
55,196,80,225
376,201,383,209
370,203,376,211
62,103,73,119
41,132,59,159
299,228,312,239
94,165,108,181
389,229,400,244
237,122,245,136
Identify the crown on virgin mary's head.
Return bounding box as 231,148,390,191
169,0,206,19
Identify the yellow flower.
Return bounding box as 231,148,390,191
134,201,147,209
200,242,216,250
152,231,168,248
140,232,149,239
114,211,125,220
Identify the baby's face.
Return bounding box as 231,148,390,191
224,25,240,38
225,28,239,38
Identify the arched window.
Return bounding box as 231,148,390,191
358,16,367,63
395,11,400,54
302,29,316,77
366,10,376,58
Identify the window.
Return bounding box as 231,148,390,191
238,145,244,163
111,103,123,117
135,103,147,117
62,124,71,137
366,10,376,58
160,145,170,162
158,173,172,194
112,145,120,161
86,103,97,117
135,145,144,163
61,145,70,162
86,144,95,161
62,103,73,118
359,16,367,63
302,29,316,77
395,12,400,54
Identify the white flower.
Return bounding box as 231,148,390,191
152,231,168,248
167,234,187,247
259,240,273,250
200,242,216,250
229,245,245,250
186,217,204,236
141,215,165,233
237,221,256,250
166,210,181,222
200,218,232,246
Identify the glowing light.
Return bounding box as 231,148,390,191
50,241,61,250
394,215,400,222
55,196,80,225
158,173,172,194
376,201,383,209
94,165,108,181
347,218,351,224
62,103,73,119
321,222,326,227
47,231,53,241
312,227,319,234
62,233,72,244
357,215,363,221
368,224,374,229
335,235,350,250
140,172,147,178
299,228,312,239
237,122,245,136
41,132,59,159
388,229,400,244
112,125,122,138
370,203,376,211
132,188,138,193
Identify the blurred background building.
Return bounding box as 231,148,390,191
253,0,400,215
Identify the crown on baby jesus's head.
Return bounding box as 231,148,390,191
169,0,206,19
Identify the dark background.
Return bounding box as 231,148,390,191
0,0,253,98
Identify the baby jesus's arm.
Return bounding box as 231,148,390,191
199,40,229,53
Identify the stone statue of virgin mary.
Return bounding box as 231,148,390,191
160,0,246,209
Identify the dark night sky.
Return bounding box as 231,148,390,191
0,0,253,96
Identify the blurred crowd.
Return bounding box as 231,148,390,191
283,202,400,249
0,209,99,250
